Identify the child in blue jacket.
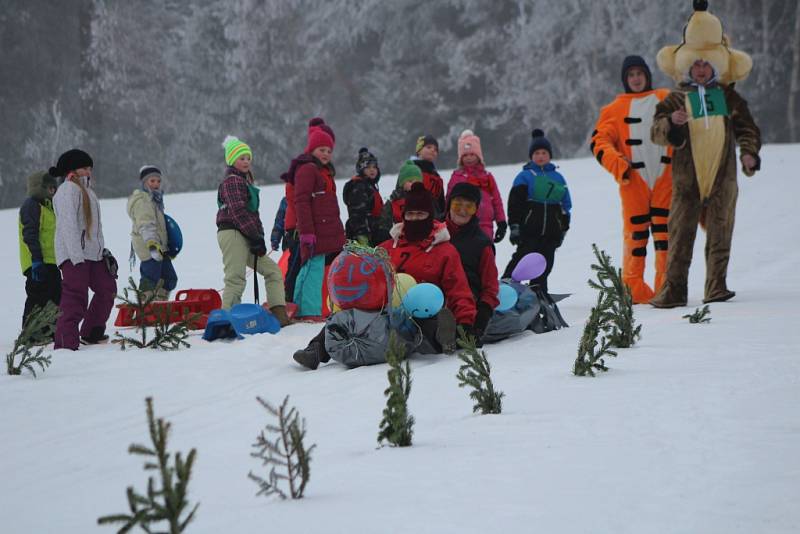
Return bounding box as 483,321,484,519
503,129,572,293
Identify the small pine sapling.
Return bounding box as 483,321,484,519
98,397,199,533
248,395,316,500
456,327,504,414
683,305,711,324
377,331,414,447
573,292,619,377
6,301,59,377
114,277,194,350
588,244,641,348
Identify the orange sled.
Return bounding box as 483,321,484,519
114,289,222,330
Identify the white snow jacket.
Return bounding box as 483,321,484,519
53,175,105,266
127,189,168,261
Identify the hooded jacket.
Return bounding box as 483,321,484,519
19,171,57,273
216,166,264,242
53,174,105,266
379,221,476,325
127,189,169,261
293,156,346,256
507,162,572,242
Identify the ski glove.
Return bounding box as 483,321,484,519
494,221,508,243
473,301,494,338
509,224,521,246
102,249,119,279
299,234,316,263
149,248,163,262
250,237,268,257
30,260,43,282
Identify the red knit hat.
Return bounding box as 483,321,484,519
305,117,335,154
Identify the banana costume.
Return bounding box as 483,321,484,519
649,0,761,307
591,56,673,303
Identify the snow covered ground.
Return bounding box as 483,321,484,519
1,145,799,533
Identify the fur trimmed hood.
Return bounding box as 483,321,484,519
389,220,450,252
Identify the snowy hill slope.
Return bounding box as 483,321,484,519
1,145,798,533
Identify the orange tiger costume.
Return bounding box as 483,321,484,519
591,56,673,303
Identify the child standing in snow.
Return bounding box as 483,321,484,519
504,130,572,293
270,196,288,252
216,136,289,326
50,149,118,350
447,129,507,242
18,170,61,332
412,135,446,221
343,147,384,246
127,165,177,300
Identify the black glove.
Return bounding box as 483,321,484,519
494,221,507,243
102,249,118,279
250,237,267,257
509,224,521,246
473,301,494,337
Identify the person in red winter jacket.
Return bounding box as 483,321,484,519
445,182,499,344
380,182,476,352
447,129,507,242
291,118,346,318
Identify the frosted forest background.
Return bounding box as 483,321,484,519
1,0,798,208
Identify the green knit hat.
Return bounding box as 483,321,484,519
223,135,253,166
396,160,423,188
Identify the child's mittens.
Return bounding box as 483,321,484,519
299,234,316,262
494,221,507,243
30,260,43,282
147,241,163,261
509,224,521,246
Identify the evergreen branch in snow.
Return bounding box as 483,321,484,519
683,305,711,324
377,331,414,447
98,397,199,533
588,244,641,348
573,292,619,377
248,395,315,500
456,327,504,414
5,301,58,377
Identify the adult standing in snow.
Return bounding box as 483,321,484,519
50,149,117,350
445,182,499,343
447,130,507,243
216,136,289,325
591,55,673,304
649,1,761,307
291,118,346,319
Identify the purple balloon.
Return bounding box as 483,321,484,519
511,253,547,282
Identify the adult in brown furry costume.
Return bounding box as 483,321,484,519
649,0,761,308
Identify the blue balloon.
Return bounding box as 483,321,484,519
164,214,183,258
495,283,519,312
402,283,444,319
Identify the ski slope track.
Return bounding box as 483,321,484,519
1,145,798,533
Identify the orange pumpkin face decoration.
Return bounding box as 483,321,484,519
327,251,392,311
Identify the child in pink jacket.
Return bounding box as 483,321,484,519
447,129,507,243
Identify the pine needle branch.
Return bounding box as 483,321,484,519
589,244,641,348
456,327,504,414
6,301,59,377
683,305,711,324
573,292,619,377
377,331,414,447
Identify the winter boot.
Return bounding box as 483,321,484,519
624,276,656,305
81,326,109,345
292,328,330,369
649,281,687,309
435,308,457,354
270,305,292,327
703,288,735,304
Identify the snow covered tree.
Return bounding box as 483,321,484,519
5,301,58,378
588,244,641,348
377,331,414,447
248,395,315,500
98,397,199,533
456,328,504,415
573,293,618,377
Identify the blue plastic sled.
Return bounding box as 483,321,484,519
202,304,280,341
164,214,183,258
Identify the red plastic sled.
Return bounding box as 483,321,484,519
114,289,222,330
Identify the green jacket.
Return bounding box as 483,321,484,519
127,189,168,261
19,171,58,273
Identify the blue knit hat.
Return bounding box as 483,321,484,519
528,129,552,159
